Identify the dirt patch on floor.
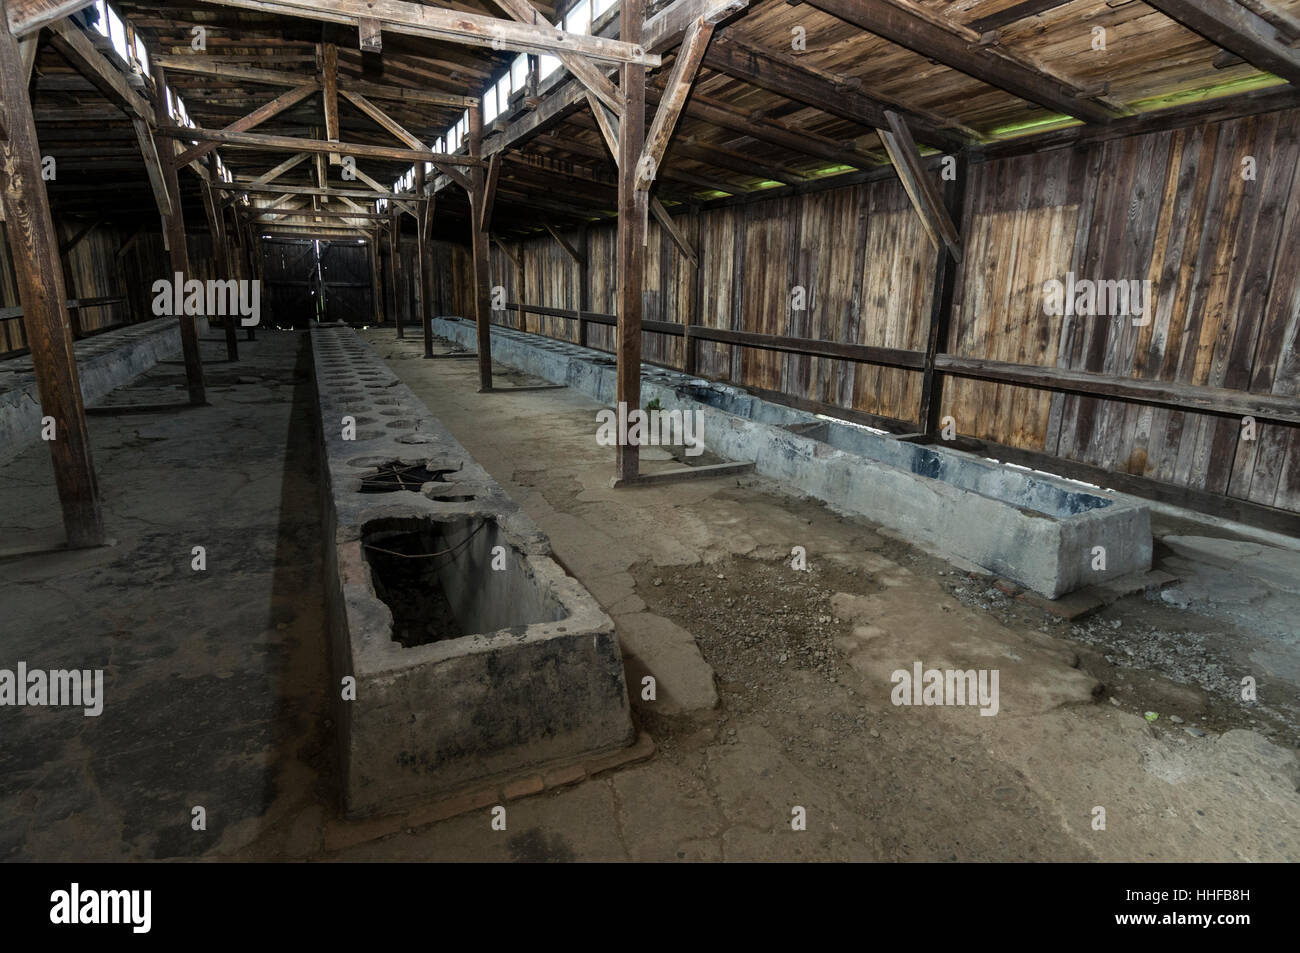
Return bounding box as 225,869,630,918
630,554,1094,861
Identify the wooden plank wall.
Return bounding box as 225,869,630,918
435,106,1300,517
0,220,183,353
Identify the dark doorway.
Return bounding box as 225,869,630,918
259,238,375,328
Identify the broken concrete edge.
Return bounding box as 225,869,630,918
428,317,1152,599
1162,535,1300,597
1014,569,1181,621
609,461,755,488
320,730,657,853
311,323,637,818
0,316,209,465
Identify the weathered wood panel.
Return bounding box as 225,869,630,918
442,104,1300,517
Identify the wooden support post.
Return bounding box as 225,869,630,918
201,177,239,361
513,243,526,334
0,12,104,547
578,223,589,349
919,152,967,437
493,237,526,333
422,193,436,322
369,227,383,324
687,202,702,376
614,0,647,485
58,228,84,339
151,64,206,405
470,103,493,391
391,205,404,338
414,164,431,357
243,220,259,339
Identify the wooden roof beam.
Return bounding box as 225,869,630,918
220,181,403,200
46,18,154,122
195,0,661,66
154,124,482,166
968,0,1073,35
338,86,472,191
6,0,92,38
480,0,749,160
155,53,478,106
493,0,623,115
1144,0,1300,86
670,138,806,185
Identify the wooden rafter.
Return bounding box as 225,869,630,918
219,182,407,201
6,0,92,37
477,153,500,234
636,16,714,191
46,18,153,122
493,0,622,115
647,85,882,171
543,222,585,265
338,86,472,192
131,117,173,218
968,0,1073,34
248,150,311,187
878,110,961,261
174,80,321,167
585,89,699,262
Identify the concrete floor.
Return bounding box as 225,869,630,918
1,326,1297,862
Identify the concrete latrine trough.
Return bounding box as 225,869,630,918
431,317,1152,598
311,323,634,818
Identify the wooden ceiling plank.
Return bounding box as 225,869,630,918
803,0,1118,123
702,33,968,152
1144,0,1300,86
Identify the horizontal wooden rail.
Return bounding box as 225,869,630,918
934,355,1300,426
0,295,124,321
692,326,925,370
500,301,1300,427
